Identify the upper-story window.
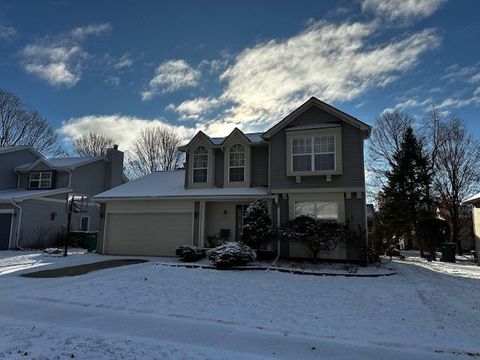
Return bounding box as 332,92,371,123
192,146,208,183
29,171,52,189
292,135,335,172
229,144,245,182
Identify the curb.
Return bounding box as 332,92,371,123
156,262,397,277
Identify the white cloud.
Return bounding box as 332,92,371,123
59,114,198,152
0,24,16,41
71,23,111,39
213,22,440,128
21,42,86,86
361,0,445,21
114,53,134,69
166,97,221,120
438,89,480,109
141,60,201,100
442,62,480,84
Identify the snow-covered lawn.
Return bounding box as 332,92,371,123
0,250,479,359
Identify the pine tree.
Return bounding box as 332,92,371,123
378,127,433,250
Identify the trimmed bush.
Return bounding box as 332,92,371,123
206,242,256,268
176,245,204,262
241,199,272,251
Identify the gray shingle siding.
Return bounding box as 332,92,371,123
251,146,268,187
269,106,365,189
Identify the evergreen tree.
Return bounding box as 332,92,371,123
241,199,272,251
378,127,433,250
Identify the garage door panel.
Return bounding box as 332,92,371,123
106,212,192,256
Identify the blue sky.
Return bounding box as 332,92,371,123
0,0,479,151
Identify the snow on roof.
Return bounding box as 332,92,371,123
464,192,480,204
47,156,104,168
15,156,105,171
0,187,70,203
0,145,43,158
94,170,272,200
209,132,265,145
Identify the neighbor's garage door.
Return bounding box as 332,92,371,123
105,212,192,256
0,213,13,250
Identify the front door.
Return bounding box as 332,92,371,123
235,204,249,241
0,213,13,250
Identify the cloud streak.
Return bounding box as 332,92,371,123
361,0,445,21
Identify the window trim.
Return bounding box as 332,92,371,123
80,215,90,232
286,127,342,176
28,171,53,189
228,144,246,183
192,146,209,184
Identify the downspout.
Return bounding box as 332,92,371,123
10,201,24,250
273,195,281,265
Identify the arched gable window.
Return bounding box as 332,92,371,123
229,144,245,182
193,146,208,183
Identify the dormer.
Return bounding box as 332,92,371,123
180,131,215,188
222,128,252,188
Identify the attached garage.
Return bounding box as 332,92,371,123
102,199,194,256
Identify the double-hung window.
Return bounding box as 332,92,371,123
291,135,335,172
192,146,208,183
229,144,245,182
29,171,52,189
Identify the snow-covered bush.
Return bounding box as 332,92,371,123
241,199,272,251
280,216,344,260
206,242,256,268
176,245,204,262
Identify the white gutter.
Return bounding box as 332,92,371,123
10,201,23,250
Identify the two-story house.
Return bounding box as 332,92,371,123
94,97,371,261
0,145,125,249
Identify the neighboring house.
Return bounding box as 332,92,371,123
464,193,480,258
366,204,376,236
0,145,124,249
95,97,371,262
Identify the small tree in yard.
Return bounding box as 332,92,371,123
241,199,271,251
280,216,344,260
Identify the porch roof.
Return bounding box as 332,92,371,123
94,170,273,201
0,187,70,203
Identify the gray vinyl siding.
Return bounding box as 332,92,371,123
269,105,365,190
70,160,107,196
251,146,269,187
278,197,290,257
345,196,367,262
214,149,224,187
184,153,189,188
0,150,39,190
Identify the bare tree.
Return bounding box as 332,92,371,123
0,89,61,155
128,126,184,178
74,131,116,157
366,110,415,197
433,117,480,254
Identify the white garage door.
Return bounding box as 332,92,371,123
105,212,193,256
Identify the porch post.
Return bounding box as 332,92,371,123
199,200,206,247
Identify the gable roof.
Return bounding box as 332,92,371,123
262,97,371,139
464,192,480,205
179,129,265,151
14,156,106,172
0,145,43,159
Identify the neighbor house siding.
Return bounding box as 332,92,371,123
345,195,367,262
70,160,107,196
251,146,269,187
0,150,39,190
473,206,480,259
269,106,365,190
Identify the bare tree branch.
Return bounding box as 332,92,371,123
0,89,61,155
127,126,184,178
74,131,116,157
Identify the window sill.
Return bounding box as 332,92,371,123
287,170,342,177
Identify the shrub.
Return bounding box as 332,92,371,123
176,245,204,262
241,199,272,251
280,216,345,260
206,242,256,268
416,217,450,260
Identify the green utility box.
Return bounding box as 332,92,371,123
70,231,98,251
441,242,456,263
